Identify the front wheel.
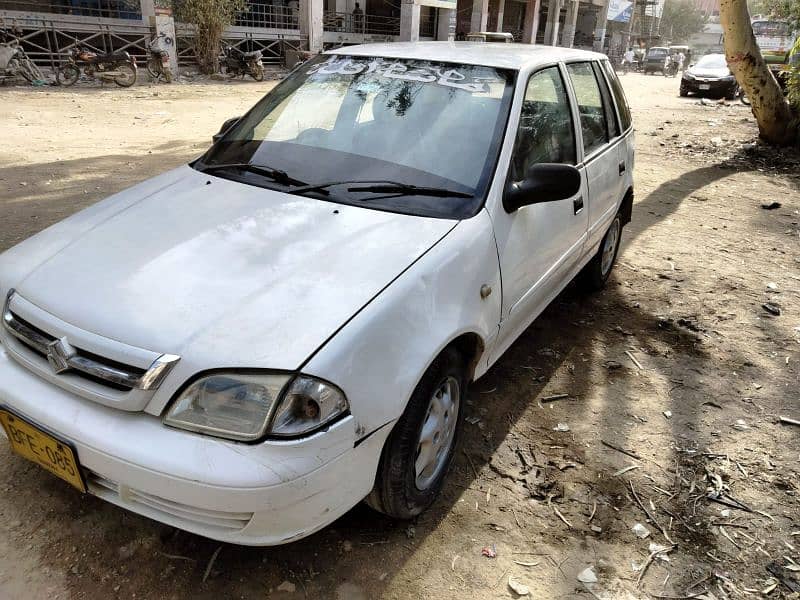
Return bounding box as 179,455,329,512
58,64,80,86
146,59,161,80
113,63,137,87
250,65,264,81
579,213,622,291
365,347,467,519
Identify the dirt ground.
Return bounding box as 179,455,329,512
0,72,799,600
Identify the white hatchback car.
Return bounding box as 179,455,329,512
0,42,634,545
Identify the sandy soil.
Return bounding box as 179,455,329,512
0,72,799,600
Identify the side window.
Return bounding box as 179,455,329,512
592,62,620,138
509,66,576,182
565,62,608,156
600,60,632,131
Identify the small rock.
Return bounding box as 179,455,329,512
405,525,415,539
342,540,353,552
762,302,781,316
710,136,723,146
632,523,651,539
761,201,781,210
553,423,570,432
19,181,27,186
590,525,602,533
577,566,598,583
732,419,749,431
508,575,530,596
663,410,672,419
117,543,136,560
766,282,778,291
604,360,623,370
276,580,296,593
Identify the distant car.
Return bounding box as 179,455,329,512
643,46,669,74
680,53,739,99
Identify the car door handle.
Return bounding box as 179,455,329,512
573,196,584,215
618,161,626,175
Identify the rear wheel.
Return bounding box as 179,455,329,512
679,83,688,97
251,65,264,81
146,59,160,80
113,63,136,87
365,347,467,519
579,213,622,291
57,64,80,86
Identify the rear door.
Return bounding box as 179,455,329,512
564,61,624,254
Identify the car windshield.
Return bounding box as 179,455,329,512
198,54,516,219
695,54,728,69
648,48,668,57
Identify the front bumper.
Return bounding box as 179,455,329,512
0,344,389,545
681,77,737,96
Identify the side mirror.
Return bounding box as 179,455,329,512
503,163,582,213
212,116,241,143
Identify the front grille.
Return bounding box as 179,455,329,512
2,289,179,392
87,472,253,532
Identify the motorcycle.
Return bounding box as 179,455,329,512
664,57,679,77
0,41,44,84
221,43,264,81
147,32,173,83
57,45,137,87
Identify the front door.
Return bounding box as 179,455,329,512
490,65,589,363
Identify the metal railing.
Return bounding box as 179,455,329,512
234,3,298,30
0,0,141,19
322,10,400,36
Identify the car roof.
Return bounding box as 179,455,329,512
326,41,606,70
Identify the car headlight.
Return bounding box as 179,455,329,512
163,373,348,441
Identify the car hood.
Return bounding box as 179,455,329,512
6,166,456,370
688,67,730,78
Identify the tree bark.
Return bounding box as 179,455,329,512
719,0,798,145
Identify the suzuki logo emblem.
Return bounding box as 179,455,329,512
46,337,76,374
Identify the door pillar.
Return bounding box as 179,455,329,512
470,0,489,32
300,0,324,52
543,0,562,45
495,0,505,31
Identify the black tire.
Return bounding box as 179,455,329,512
725,86,737,101
679,84,688,97
18,64,34,82
251,65,264,81
366,347,467,519
579,213,623,291
57,64,80,86
113,63,137,87
146,59,160,80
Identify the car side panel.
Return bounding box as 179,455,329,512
301,210,502,438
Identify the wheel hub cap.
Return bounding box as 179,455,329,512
601,219,620,276
414,376,460,490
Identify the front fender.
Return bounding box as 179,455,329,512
302,209,501,438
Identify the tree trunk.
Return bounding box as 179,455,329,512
719,0,798,145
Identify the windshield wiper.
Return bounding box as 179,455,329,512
289,180,473,199
198,162,309,188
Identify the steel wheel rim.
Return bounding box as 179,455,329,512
601,219,620,276
414,376,460,490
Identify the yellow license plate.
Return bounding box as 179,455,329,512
0,409,86,493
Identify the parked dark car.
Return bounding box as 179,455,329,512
679,53,739,99
643,46,669,74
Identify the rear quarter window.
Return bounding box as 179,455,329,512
600,60,633,132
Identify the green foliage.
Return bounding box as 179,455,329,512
788,38,800,109
174,0,246,73
661,0,707,44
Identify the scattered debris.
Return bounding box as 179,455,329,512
760,201,781,210
632,523,651,539
625,350,644,370
481,545,497,558
276,580,296,593
451,555,459,571
614,465,640,477
552,504,573,528
636,545,675,587
202,546,222,583
762,302,781,316
590,525,602,533
732,419,749,431
663,410,672,419
512,560,540,567
541,393,570,403
577,566,598,584
601,440,641,460
508,575,530,596
603,360,623,370
553,423,570,432
405,525,416,539
779,416,800,427
766,282,778,291
465,415,481,425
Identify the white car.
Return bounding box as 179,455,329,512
0,42,634,545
